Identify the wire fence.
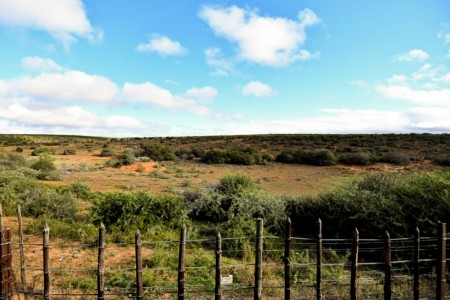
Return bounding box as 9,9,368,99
0,215,448,300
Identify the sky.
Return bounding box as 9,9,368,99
0,0,449,137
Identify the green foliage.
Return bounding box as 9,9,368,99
31,154,59,180
140,144,176,161
276,149,336,166
90,191,187,233
286,171,450,238
26,217,97,242
15,147,23,153
200,148,270,165
113,150,136,167
188,173,285,233
378,152,410,165
338,152,374,166
99,147,116,157
31,147,56,156
0,149,29,170
433,154,450,166
63,149,77,155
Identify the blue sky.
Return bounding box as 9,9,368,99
0,0,449,137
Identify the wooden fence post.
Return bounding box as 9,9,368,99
97,224,105,300
0,228,12,300
178,224,186,300
254,218,263,300
284,217,291,300
215,231,222,300
350,228,359,300
135,230,143,300
413,227,420,300
17,204,29,300
0,204,3,231
436,223,446,300
43,223,50,300
384,231,391,300
316,218,322,300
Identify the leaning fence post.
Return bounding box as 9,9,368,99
316,218,322,300
436,223,446,300
413,227,420,300
97,224,105,300
284,217,291,300
178,224,186,300
215,231,222,300
254,218,263,300
384,231,391,300
17,204,29,300
351,228,359,300
135,230,143,300
43,223,50,300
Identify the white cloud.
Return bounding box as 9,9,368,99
123,82,215,116
0,99,162,136
199,5,320,66
1,71,119,103
185,87,218,104
396,49,429,62
376,85,450,107
225,107,450,134
0,0,101,46
136,35,187,57
204,47,235,76
242,81,274,97
412,64,441,81
387,75,408,85
437,23,450,44
21,56,64,72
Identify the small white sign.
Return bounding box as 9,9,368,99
221,275,233,285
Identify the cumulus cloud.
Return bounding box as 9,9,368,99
184,86,218,104
123,82,216,116
437,23,450,44
396,49,429,62
204,47,235,76
0,0,102,46
21,56,64,72
224,107,450,135
136,35,187,57
376,85,450,107
1,70,119,103
387,75,408,85
412,64,441,81
0,98,165,137
199,5,320,66
242,81,274,97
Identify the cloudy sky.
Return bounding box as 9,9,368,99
0,0,449,137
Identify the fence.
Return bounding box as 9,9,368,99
0,207,448,299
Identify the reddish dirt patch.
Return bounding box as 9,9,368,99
119,162,160,172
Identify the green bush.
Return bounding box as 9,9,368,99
99,147,116,157
31,155,59,180
91,191,187,233
200,148,269,165
379,152,410,165
286,171,450,238
433,154,450,166
113,150,136,167
140,144,176,161
276,149,336,166
338,152,374,165
25,217,97,242
63,149,77,155
188,173,285,234
31,147,56,156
